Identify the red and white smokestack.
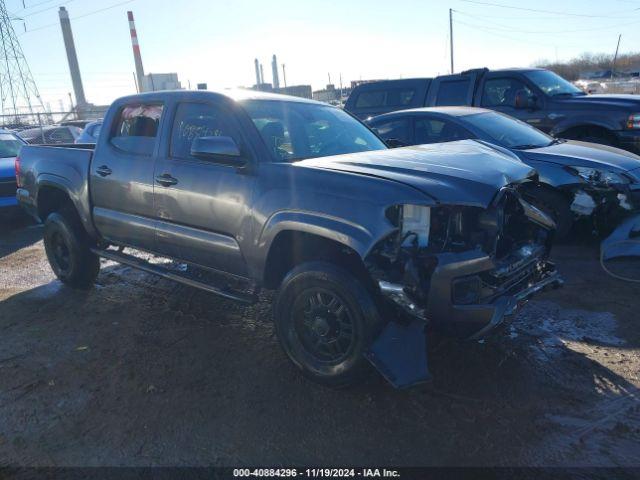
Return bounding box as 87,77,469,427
128,11,146,92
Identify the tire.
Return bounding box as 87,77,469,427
43,206,100,288
273,261,384,387
525,188,573,240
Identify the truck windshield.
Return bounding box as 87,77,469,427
462,111,553,150
241,100,386,161
525,70,585,97
0,133,23,158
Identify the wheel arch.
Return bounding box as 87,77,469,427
553,122,618,143
262,227,378,290
35,176,97,237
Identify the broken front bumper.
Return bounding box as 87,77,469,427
380,247,563,340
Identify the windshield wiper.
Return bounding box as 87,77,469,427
511,144,544,150
552,92,585,97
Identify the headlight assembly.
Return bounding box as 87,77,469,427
566,166,630,186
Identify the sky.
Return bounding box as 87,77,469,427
9,0,640,110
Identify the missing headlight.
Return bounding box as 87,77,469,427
400,205,431,247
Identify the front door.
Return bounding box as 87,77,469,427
479,76,548,131
90,102,164,250
153,101,255,276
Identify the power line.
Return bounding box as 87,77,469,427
454,10,640,34
453,18,585,49
459,0,640,19
18,0,74,19
20,0,136,34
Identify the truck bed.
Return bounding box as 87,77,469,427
17,143,95,231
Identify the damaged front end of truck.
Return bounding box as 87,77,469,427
364,186,563,388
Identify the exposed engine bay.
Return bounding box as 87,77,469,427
366,185,563,340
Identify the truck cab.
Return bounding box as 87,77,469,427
346,68,640,154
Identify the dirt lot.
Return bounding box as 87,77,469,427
0,216,639,468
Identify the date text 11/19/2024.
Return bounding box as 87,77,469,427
233,469,401,478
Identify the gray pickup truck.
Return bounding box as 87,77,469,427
16,90,561,388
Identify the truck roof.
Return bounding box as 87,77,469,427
114,88,324,106
372,106,491,119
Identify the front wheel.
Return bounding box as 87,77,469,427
43,207,100,288
273,261,383,387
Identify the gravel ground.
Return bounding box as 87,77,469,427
0,216,639,468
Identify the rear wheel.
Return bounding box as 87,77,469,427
274,261,383,387
43,206,100,288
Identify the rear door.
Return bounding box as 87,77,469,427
152,100,254,276
90,102,164,250
426,72,479,107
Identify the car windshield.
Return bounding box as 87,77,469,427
525,70,585,97
0,133,23,158
463,111,553,149
241,100,386,162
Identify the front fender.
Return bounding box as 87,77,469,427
254,208,397,281
521,160,581,188
552,117,620,137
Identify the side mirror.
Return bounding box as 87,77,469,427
515,90,537,110
191,136,245,166
385,138,405,148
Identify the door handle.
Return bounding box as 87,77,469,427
96,165,112,177
155,173,178,187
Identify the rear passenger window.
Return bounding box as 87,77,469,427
415,119,473,144
371,118,412,145
170,102,241,159
435,79,470,106
355,89,415,108
110,103,163,156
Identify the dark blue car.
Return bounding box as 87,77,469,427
367,107,640,238
0,129,26,217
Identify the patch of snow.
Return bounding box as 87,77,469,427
512,300,625,362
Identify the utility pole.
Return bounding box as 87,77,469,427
612,34,622,79
449,8,454,74
282,64,287,88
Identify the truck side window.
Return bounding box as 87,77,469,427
435,79,470,106
170,103,241,160
110,103,163,156
415,118,472,144
355,89,415,108
371,118,412,145
481,78,532,108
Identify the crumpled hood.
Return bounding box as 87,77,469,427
563,94,640,109
295,140,536,207
0,157,16,180
521,140,640,172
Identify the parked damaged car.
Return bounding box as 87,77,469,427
16,90,562,388
368,107,640,238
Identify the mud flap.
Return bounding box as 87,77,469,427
365,320,431,389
